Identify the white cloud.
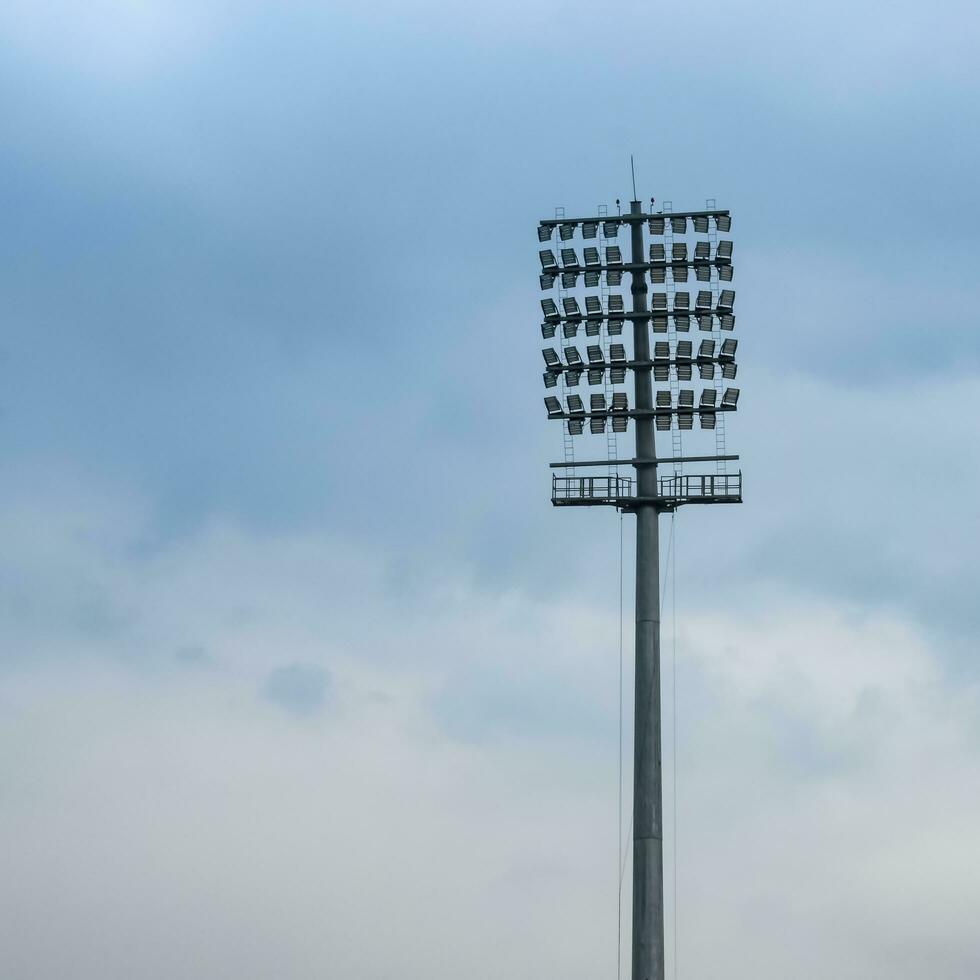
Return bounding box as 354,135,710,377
0,474,978,978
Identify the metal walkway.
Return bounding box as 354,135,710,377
551,472,742,510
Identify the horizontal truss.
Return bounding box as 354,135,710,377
545,356,735,373
544,310,733,325
539,209,730,227
547,406,737,420
543,259,731,275
549,454,739,468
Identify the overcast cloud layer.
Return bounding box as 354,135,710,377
1,2,979,978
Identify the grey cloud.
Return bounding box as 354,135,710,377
260,662,330,717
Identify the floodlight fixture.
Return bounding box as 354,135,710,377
534,198,742,980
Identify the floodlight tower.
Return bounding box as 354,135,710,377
536,199,740,980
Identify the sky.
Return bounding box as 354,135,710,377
1,1,979,978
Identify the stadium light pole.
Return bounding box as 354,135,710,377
536,198,740,980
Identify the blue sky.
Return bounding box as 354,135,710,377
1,2,979,978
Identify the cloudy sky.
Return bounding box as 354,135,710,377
1,1,979,978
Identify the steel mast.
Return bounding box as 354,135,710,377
628,199,664,980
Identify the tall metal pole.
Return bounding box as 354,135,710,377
629,200,665,980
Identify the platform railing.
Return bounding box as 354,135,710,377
552,471,741,507
552,475,633,502
657,472,742,500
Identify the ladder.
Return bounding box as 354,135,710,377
598,204,619,479
555,206,575,475
664,200,683,477
706,198,727,475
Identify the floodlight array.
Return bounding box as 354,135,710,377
537,205,739,443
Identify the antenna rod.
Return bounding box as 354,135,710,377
631,154,637,200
